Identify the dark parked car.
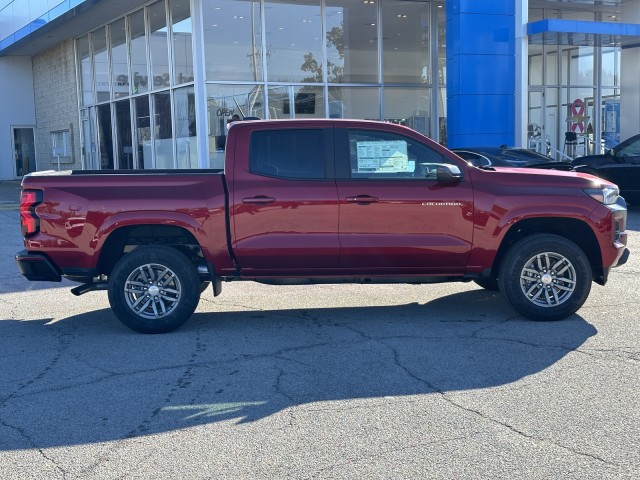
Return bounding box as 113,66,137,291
573,134,640,205
452,146,574,170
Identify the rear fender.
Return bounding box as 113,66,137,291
91,211,205,250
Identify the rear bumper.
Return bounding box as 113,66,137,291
15,250,61,282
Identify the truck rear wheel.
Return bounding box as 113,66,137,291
498,234,592,321
108,245,201,333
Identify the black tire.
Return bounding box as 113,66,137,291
498,234,592,321
108,245,201,333
473,277,499,291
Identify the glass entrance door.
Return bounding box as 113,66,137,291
12,127,36,177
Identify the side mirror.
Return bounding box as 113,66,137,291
437,164,464,183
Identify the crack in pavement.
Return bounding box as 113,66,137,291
0,417,68,477
335,322,623,469
2,304,630,474
305,431,485,479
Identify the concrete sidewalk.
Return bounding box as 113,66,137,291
0,180,21,208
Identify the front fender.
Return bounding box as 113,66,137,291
466,200,599,274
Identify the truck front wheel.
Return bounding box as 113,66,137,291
108,245,201,333
498,234,592,321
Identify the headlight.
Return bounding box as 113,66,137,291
583,186,619,205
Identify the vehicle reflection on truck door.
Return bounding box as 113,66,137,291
335,128,474,274
231,125,340,273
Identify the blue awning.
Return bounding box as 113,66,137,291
528,19,640,48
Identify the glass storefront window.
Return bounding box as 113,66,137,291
602,88,621,150
563,87,595,156
382,0,430,84
528,90,543,152
134,96,152,168
97,104,114,169
383,87,431,136
267,86,325,119
77,35,93,106
130,10,149,95
265,0,322,83
172,1,194,85
174,86,198,168
545,49,558,85
76,0,446,169
203,0,262,82
267,87,291,119
327,87,380,120
153,92,174,168
292,86,324,117
529,9,544,22
561,11,595,21
206,84,265,167
545,87,559,156
529,45,543,86
438,87,447,144
297,87,321,117
325,0,378,83
115,99,134,168
568,47,595,86
438,4,446,87
92,27,109,102
149,1,170,90
110,19,128,99
602,47,620,87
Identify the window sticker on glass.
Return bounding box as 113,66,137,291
356,140,409,173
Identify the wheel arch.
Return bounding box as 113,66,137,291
491,217,602,283
98,224,208,278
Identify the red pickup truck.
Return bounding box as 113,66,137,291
16,119,629,333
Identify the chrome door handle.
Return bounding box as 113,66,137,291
345,195,378,204
242,196,276,204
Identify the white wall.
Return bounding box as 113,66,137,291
620,0,640,141
0,55,36,179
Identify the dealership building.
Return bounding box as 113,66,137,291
1,0,639,179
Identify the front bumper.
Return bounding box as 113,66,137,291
15,250,61,282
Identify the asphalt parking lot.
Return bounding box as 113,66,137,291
0,182,638,479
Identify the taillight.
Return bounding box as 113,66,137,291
20,190,42,237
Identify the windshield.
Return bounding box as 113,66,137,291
617,136,640,157
454,148,556,168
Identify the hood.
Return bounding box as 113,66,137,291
571,153,609,166
471,165,618,191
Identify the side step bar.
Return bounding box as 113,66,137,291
71,282,108,296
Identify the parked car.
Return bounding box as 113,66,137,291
452,146,574,170
16,120,629,333
572,134,640,205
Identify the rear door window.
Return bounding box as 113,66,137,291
249,129,326,179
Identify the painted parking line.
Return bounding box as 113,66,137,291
0,204,19,210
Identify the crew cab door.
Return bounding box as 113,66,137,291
231,124,339,273
335,127,474,274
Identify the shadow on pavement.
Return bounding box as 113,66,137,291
0,289,597,450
